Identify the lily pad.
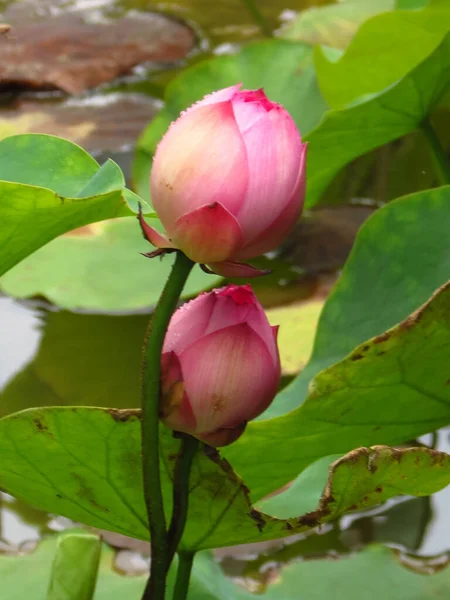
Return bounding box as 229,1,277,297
281,0,395,49
268,185,450,419
251,544,450,600
0,404,447,550
1,218,219,311
0,310,147,417
315,1,450,108
307,32,450,206
0,134,147,278
2,535,449,600
0,531,147,600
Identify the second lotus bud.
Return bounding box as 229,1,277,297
160,284,280,446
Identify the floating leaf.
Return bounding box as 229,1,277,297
306,33,450,206
0,532,146,600
0,405,447,550
267,185,450,419
0,134,148,277
315,2,450,109
281,0,395,49
0,310,147,416
1,218,219,311
2,535,449,600
251,544,450,600
0,134,111,196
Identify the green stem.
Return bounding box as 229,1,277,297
241,0,272,37
141,251,194,600
172,552,195,600
168,435,199,563
422,118,450,185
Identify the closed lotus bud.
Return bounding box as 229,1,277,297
140,84,307,278
160,284,280,446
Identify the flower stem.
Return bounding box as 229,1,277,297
422,118,450,186
172,552,195,600
141,251,194,600
241,0,272,37
168,435,199,563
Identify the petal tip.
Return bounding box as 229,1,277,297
138,206,175,250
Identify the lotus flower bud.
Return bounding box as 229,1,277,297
140,84,307,278
160,284,280,446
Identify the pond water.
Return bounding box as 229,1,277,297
0,0,449,588
0,0,329,179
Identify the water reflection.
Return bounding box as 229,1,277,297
218,489,449,589
0,494,47,548
418,430,450,556
1,483,447,576
0,298,41,390
0,306,149,417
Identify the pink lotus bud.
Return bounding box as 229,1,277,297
141,84,307,277
160,284,280,446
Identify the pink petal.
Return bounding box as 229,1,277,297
200,284,278,365
163,292,216,355
237,89,273,106
191,84,242,110
172,202,244,263
271,325,281,377
236,107,303,245
138,209,175,249
160,351,183,396
203,289,254,335
272,325,279,342
196,421,247,447
237,143,307,260
246,307,280,367
151,101,248,232
161,388,197,434
215,283,255,304
207,260,271,278
179,323,279,433
231,93,269,134
160,351,197,433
